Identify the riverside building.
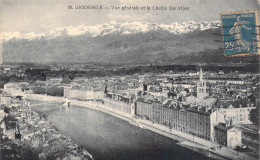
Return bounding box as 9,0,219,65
104,92,135,115
214,122,242,148
136,98,225,141
136,67,226,141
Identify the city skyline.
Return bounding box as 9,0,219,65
0,63,259,159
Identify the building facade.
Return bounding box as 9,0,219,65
136,98,153,120
214,123,242,148
64,87,104,100
136,98,225,141
104,92,135,115
218,105,255,124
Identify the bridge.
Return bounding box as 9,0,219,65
62,99,71,107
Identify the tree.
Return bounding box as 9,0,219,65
32,86,46,94
4,107,10,113
61,77,71,84
46,87,64,97
20,146,38,160
249,108,259,125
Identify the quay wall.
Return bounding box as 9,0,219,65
21,93,255,160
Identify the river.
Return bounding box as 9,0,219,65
33,102,215,160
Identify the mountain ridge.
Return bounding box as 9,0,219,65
3,21,257,65
1,21,221,41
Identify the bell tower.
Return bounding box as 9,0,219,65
197,66,207,99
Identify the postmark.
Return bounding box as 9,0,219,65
220,11,259,56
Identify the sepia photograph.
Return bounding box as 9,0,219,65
0,0,259,159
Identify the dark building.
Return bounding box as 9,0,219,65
136,98,225,141
214,122,242,148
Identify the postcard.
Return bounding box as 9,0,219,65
0,0,259,160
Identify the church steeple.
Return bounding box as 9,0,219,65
199,66,203,81
197,66,207,99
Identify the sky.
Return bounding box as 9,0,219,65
0,0,259,34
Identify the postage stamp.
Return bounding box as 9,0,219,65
220,11,259,56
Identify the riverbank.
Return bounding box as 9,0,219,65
1,96,93,160
23,93,256,160
70,99,258,160
74,100,230,160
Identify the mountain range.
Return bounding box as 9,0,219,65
1,21,221,41
1,21,258,64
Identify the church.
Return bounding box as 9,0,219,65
186,67,217,108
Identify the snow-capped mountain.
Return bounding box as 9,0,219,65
1,21,227,64
1,21,221,41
